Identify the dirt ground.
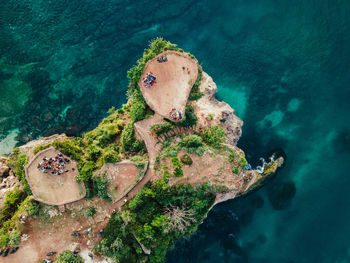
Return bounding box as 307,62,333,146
25,147,86,205
138,50,198,119
95,161,147,203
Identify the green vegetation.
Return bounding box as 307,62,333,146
93,179,110,201
232,167,239,174
54,250,84,263
180,154,193,165
96,181,215,263
7,149,31,194
0,186,41,248
32,143,50,154
240,156,248,167
229,152,235,163
151,122,174,136
180,134,203,148
188,65,204,101
86,207,97,217
171,157,183,177
175,104,197,127
200,125,225,148
127,38,181,90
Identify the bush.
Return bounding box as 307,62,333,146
180,134,203,148
195,147,205,156
232,167,239,174
151,122,174,136
176,104,197,127
86,207,97,217
22,198,41,216
33,143,50,154
8,230,21,247
174,168,184,177
200,125,225,148
188,68,204,101
240,156,248,167
4,188,25,209
8,150,31,194
0,229,9,248
94,179,110,201
180,154,193,165
52,139,82,161
129,89,147,122
229,152,235,163
120,123,136,152
54,250,84,263
171,157,182,168
78,161,96,181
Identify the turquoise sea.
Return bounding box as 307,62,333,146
1,0,350,262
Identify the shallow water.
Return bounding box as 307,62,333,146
1,0,350,262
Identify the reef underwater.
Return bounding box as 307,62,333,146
1,0,350,262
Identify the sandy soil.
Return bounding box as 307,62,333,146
95,161,147,203
138,50,198,119
25,147,86,205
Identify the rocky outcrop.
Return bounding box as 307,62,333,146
19,133,68,160
0,175,20,208
191,72,243,145
0,157,10,178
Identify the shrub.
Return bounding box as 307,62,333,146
195,147,205,156
94,179,110,201
174,167,183,177
33,143,50,154
22,198,41,216
180,154,193,165
180,134,203,148
176,104,197,127
232,167,239,174
151,122,174,136
86,207,97,217
171,157,182,168
229,152,235,163
120,123,135,152
78,161,96,181
102,147,121,164
54,250,84,263
8,150,31,194
240,156,248,167
52,139,82,161
200,125,225,148
129,89,147,122
4,188,25,209
8,230,21,247
87,144,102,161
0,229,9,248
188,67,204,101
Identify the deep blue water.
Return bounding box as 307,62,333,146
1,0,350,262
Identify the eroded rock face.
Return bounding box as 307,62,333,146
191,72,243,145
0,157,10,178
19,133,68,160
0,175,20,208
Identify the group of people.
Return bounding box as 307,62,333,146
143,72,157,89
157,55,168,63
169,108,183,121
37,152,70,176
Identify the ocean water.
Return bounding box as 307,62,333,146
1,0,350,262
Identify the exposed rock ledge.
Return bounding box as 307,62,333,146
191,72,243,145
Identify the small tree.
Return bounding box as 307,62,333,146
86,207,97,217
54,250,84,263
165,206,196,234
